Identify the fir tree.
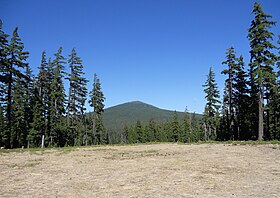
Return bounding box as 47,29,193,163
147,118,157,142
4,27,29,148
269,36,280,140
0,105,4,146
0,20,9,147
181,107,191,142
49,47,66,146
135,120,143,143
247,2,278,140
221,47,237,139
30,51,48,147
66,48,88,146
0,19,9,99
171,111,180,142
233,56,250,140
203,67,220,140
89,73,105,145
219,84,230,140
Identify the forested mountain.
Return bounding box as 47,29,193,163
102,101,201,133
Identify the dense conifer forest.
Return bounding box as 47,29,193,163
0,2,279,148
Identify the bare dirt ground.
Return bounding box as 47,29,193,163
1,143,280,198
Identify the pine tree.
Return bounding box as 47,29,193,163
0,20,9,147
89,73,105,145
203,67,220,140
66,48,88,146
171,111,180,142
181,107,191,142
30,51,48,147
49,47,66,146
219,84,230,140
190,112,202,142
0,105,4,146
147,118,158,142
4,27,29,148
269,36,280,140
221,47,237,139
233,56,251,140
247,2,278,140
45,58,53,145
22,64,33,147
248,64,259,139
0,19,9,99
135,120,143,143
221,48,251,140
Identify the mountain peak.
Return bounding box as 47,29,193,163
103,101,200,133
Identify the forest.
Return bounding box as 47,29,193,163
0,2,279,149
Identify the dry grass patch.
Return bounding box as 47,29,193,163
1,143,280,197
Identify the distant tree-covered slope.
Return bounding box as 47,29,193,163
101,101,201,132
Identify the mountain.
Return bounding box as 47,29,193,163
103,101,201,132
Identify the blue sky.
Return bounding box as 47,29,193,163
1,0,280,113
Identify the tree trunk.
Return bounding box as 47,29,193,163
6,62,13,149
258,88,264,140
82,114,87,146
92,112,96,145
41,135,45,148
229,72,234,140
67,83,72,128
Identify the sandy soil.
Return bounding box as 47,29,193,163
0,143,280,198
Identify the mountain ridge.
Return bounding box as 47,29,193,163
103,101,201,132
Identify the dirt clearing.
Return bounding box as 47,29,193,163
1,143,280,197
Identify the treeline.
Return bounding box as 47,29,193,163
1,2,279,148
203,2,280,141
0,20,106,148
124,112,201,144
124,2,280,143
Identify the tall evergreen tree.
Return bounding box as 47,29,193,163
0,20,9,98
221,48,251,140
49,47,66,146
89,73,105,145
233,56,250,140
221,47,237,139
219,84,230,140
147,118,157,142
4,27,29,148
247,2,278,140
30,51,48,147
203,67,220,140
269,36,280,140
66,48,88,146
181,107,191,142
171,111,180,142
0,105,4,146
135,120,143,143
0,20,9,147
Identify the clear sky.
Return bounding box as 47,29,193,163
1,0,280,113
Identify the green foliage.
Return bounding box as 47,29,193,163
4,27,29,148
48,47,66,146
220,48,251,141
124,110,203,144
66,48,88,146
89,73,106,145
103,101,201,135
203,67,220,140
248,2,278,140
29,51,48,147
